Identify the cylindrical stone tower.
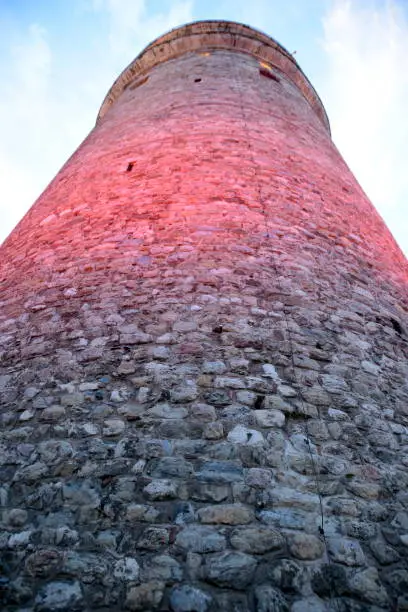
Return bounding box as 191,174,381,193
1,20,408,612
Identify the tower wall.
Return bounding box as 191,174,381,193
1,21,408,612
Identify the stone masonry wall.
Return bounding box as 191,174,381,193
1,23,408,611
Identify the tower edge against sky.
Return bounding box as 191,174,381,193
0,19,408,612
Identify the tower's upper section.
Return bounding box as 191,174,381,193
97,19,330,133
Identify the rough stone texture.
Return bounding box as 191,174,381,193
0,17,408,612
170,584,212,612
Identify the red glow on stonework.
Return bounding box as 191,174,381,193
0,30,407,307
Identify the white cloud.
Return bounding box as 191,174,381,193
0,24,56,239
320,0,408,255
92,0,193,59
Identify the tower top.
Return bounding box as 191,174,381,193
97,19,330,133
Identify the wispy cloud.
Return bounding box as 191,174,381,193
320,0,408,254
0,23,55,237
92,0,193,58
0,0,193,244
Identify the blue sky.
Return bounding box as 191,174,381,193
0,0,407,255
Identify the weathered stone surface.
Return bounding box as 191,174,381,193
34,581,83,611
227,425,264,445
347,567,390,606
25,549,63,577
370,539,400,565
288,533,325,560
113,557,140,581
203,421,224,439
254,585,289,612
40,405,66,422
143,479,178,500
321,375,349,394
269,559,305,594
103,419,126,436
246,467,273,488
236,390,257,406
383,568,408,595
126,504,160,523
291,597,327,612
141,555,183,583
264,395,294,413
196,460,244,484
147,402,188,419
327,537,366,566
230,526,284,553
169,585,212,612
204,551,257,588
175,526,226,552
345,479,380,500
253,409,285,428
203,360,227,374
125,581,165,610
170,384,198,403
215,591,250,611
342,519,376,541
197,504,254,525
311,564,349,598
138,527,169,550
191,403,216,421
151,457,194,479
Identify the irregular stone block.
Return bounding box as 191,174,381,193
143,479,178,500
347,567,390,606
227,425,264,445
175,525,226,553
125,581,165,610
253,409,285,428
34,581,83,611
113,557,140,581
141,554,183,583
230,526,284,553
327,537,365,566
196,460,244,484
288,533,325,560
204,550,257,588
170,585,213,612
197,504,254,525
254,585,289,612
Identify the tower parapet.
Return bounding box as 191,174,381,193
97,20,330,132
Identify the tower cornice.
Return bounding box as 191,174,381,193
96,19,330,133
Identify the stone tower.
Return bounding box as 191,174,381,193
1,19,408,612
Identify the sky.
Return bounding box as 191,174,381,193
0,0,407,256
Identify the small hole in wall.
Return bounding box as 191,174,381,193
376,315,405,336
194,78,202,83
254,395,264,409
259,68,280,82
390,318,403,335
126,162,134,172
